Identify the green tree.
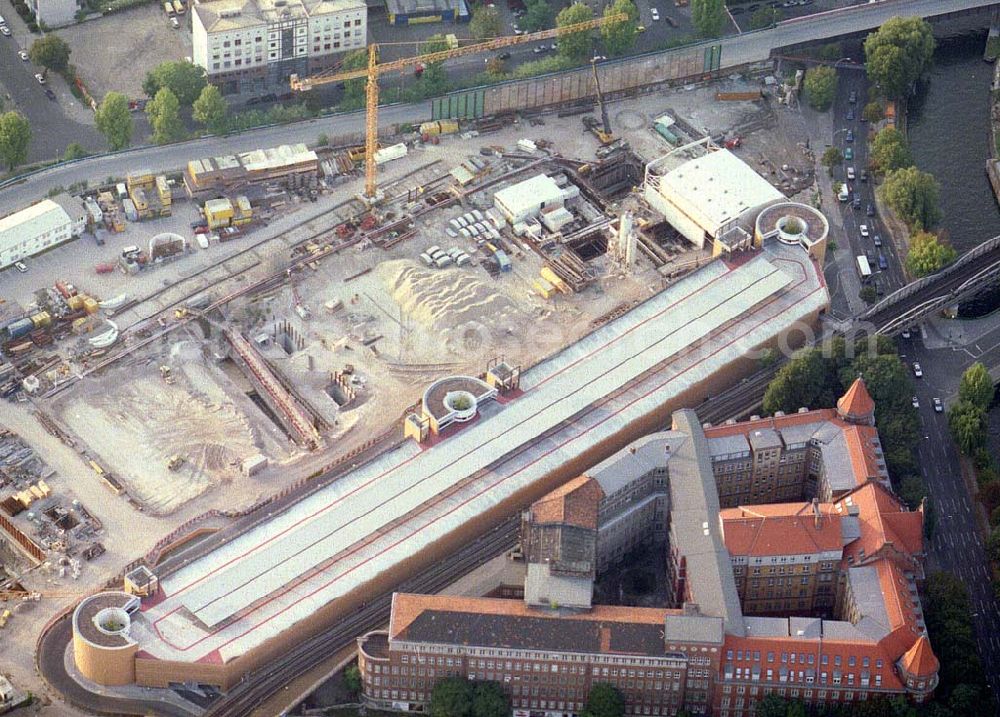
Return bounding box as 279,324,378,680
749,6,781,29
411,34,451,99
864,16,935,98
522,0,554,32
863,100,884,123
193,84,227,131
905,230,956,277
584,683,624,717
949,399,987,455
95,92,133,151
146,87,185,145
472,682,509,717
898,474,926,510
601,0,639,57
869,126,912,173
0,111,31,171
485,57,507,77
755,693,790,717
803,65,837,111
342,663,361,695
29,34,71,71
143,60,208,106
821,146,843,172
691,0,725,37
470,4,503,39
556,3,595,62
63,142,88,161
959,362,995,410
879,166,941,231
762,348,841,415
339,48,368,110
429,676,473,717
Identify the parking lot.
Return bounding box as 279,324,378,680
57,3,192,100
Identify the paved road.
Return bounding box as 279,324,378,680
830,64,907,296
0,11,105,162
0,0,989,212
900,323,1000,700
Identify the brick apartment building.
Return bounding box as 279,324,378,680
359,381,939,717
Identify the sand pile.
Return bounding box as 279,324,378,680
379,260,525,335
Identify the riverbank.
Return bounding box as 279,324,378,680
986,57,1000,201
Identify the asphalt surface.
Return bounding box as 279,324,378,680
0,15,105,163
899,324,1000,700
1,0,991,213
830,65,907,296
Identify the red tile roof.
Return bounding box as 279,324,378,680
899,635,940,678
838,378,875,420
529,476,605,530
720,502,845,557
839,482,924,566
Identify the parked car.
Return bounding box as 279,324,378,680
664,14,678,26
913,362,923,378
878,253,888,270
846,108,855,121
848,90,858,103
0,25,10,37
18,49,28,61
846,129,854,142
859,224,869,238
846,166,855,180
852,196,861,210
860,169,868,183
34,73,46,84
866,203,875,217
650,7,660,20
14,261,27,273
498,52,511,60
911,396,919,408
844,147,853,160
171,16,179,28
901,328,911,339
933,397,943,413
873,234,882,247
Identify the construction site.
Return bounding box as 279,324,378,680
0,44,831,705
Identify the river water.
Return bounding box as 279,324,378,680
907,31,1000,314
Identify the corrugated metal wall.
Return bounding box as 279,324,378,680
431,44,722,119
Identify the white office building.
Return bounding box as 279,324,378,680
192,0,367,94
0,194,86,270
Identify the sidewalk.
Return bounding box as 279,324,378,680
923,310,1000,350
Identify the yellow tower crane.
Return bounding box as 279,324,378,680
290,13,628,200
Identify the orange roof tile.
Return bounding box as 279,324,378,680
530,476,604,530
899,635,940,678
720,502,844,557
838,378,875,419
703,409,837,439
388,592,679,639
839,482,924,565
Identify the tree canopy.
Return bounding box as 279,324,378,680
430,677,473,717
29,34,71,72
95,92,133,151
146,87,185,145
0,111,31,171
879,166,941,231
601,0,639,57
949,400,987,455
864,16,935,98
584,683,625,717
691,0,725,37
470,5,503,39
339,49,368,110
143,60,208,106
556,3,595,62
862,100,884,123
821,146,843,171
193,84,228,131
959,362,995,410
869,126,912,173
905,230,955,277
522,0,554,32
803,65,837,111
472,682,509,717
749,6,781,30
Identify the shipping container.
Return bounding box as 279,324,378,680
472,209,484,222
420,253,434,266
29,311,51,328
434,255,453,268
438,119,460,135
373,142,407,164
495,249,511,272
6,318,34,340
123,198,139,222
163,2,174,15
172,0,185,13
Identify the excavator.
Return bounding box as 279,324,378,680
583,58,614,145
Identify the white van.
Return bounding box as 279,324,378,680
196,234,209,250
846,166,856,180
838,184,849,202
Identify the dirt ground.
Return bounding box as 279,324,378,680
59,4,191,99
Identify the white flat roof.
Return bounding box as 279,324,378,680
0,199,69,250
493,174,563,216
135,242,828,664
653,149,783,233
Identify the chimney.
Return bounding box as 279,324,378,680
812,497,822,528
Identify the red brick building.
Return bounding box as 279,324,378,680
359,382,939,717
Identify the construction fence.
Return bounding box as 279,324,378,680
432,42,725,120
